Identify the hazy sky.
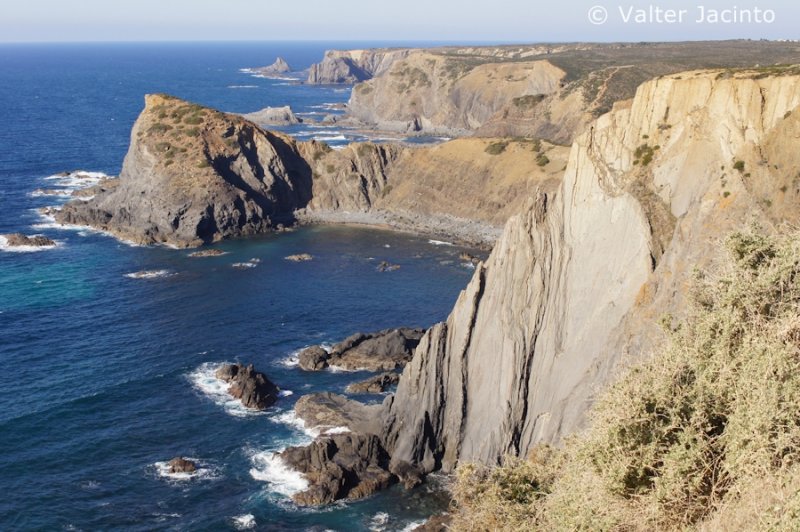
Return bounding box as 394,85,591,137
1,0,798,43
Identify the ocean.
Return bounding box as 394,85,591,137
0,42,477,530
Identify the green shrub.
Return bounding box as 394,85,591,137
734,160,746,173
485,141,509,155
452,226,800,530
536,154,550,167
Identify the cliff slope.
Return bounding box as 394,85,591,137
381,67,800,476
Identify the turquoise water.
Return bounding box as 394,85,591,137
0,42,475,530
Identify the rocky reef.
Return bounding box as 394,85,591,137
1,233,56,248
297,328,425,372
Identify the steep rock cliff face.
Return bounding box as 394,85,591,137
348,53,566,134
306,48,412,84
381,69,800,474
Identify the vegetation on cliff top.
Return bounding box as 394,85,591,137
451,226,800,530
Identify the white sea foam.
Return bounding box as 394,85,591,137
227,85,259,89
124,269,175,279
232,258,261,269
188,362,266,418
369,512,391,531
270,409,349,439
232,514,256,530
313,134,347,142
428,239,454,246
43,170,109,190
462,262,476,270
30,189,73,198
400,520,427,532
0,235,61,253
278,390,294,397
249,449,309,496
152,458,217,482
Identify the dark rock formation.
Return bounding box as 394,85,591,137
2,233,56,247
167,457,197,474
413,514,452,531
215,363,279,410
279,432,394,505
297,345,329,371
346,372,400,394
298,328,424,372
376,261,400,272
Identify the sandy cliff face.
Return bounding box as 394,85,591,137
348,52,566,134
382,68,800,474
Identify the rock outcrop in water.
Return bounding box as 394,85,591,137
1,233,56,248
282,67,800,502
243,57,292,77
215,363,280,410
346,372,400,394
167,457,197,474
298,328,425,372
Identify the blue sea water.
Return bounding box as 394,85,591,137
0,42,478,530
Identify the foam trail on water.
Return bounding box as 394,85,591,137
248,448,309,496
232,514,256,530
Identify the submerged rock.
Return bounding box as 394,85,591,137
2,233,56,247
167,457,197,474
215,363,280,410
188,249,227,258
346,372,400,394
285,253,313,262
299,328,424,372
376,261,400,272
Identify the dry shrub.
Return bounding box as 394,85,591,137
451,226,800,531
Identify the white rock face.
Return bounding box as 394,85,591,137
383,69,800,473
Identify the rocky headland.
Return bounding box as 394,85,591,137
53,94,565,247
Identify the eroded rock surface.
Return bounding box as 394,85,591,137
2,233,56,247
298,328,425,372
215,363,280,410
346,372,400,394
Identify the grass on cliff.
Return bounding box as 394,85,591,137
451,226,800,531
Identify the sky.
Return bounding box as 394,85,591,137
1,0,798,43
